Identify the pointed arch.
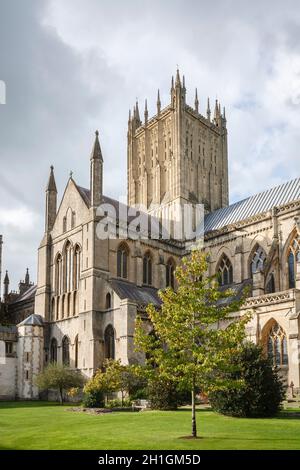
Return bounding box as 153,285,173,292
55,252,62,295
216,253,233,286
73,243,81,291
143,251,153,285
166,257,176,289
63,240,73,293
249,244,266,277
261,319,288,367
104,325,115,360
105,292,112,309
287,232,300,288
62,336,70,366
117,242,129,279
50,338,57,363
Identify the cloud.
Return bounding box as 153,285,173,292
0,0,300,288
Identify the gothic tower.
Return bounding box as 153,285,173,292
127,70,228,227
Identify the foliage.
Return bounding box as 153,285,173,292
67,387,80,398
147,374,191,410
209,342,285,417
106,398,132,409
82,389,105,408
84,359,145,406
135,250,251,436
35,363,85,404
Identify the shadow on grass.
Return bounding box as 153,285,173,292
0,401,70,410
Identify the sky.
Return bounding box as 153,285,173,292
0,0,300,291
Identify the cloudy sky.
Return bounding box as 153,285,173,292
1,0,300,290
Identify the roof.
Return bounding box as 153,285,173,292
0,324,17,334
110,279,161,307
10,284,37,304
205,177,300,233
18,314,44,327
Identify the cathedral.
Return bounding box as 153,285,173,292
1,70,300,400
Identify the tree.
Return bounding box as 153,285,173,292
209,342,285,417
135,250,250,438
35,363,85,404
83,359,143,406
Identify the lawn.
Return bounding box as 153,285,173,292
0,401,300,450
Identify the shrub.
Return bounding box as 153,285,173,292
106,398,132,409
209,342,285,417
82,389,105,408
147,376,189,410
35,363,85,404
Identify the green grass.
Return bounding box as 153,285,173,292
0,401,300,450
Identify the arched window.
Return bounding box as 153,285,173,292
166,259,175,289
104,325,115,360
266,322,288,366
117,244,129,279
62,336,70,366
74,335,79,369
105,293,112,309
73,245,81,290
217,254,233,286
288,234,300,288
67,293,71,317
265,273,275,294
51,297,55,321
55,253,62,295
50,338,57,363
143,252,153,285
64,241,73,293
250,245,266,276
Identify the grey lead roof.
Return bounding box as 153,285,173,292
204,177,300,233
110,279,161,307
18,314,44,327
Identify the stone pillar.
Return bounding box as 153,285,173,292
252,270,264,297
17,314,44,399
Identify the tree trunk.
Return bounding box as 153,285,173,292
191,381,197,438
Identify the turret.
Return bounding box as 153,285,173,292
194,88,199,113
157,90,161,115
45,165,57,232
207,97,211,122
144,99,148,125
90,130,103,208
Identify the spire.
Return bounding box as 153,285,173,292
25,268,30,285
128,109,131,125
182,75,186,90
90,130,103,161
45,166,57,232
214,99,219,120
175,68,181,87
223,106,226,119
170,75,174,93
3,270,9,299
135,100,140,122
90,130,103,207
46,165,57,193
144,99,148,124
157,89,161,115
207,97,211,121
194,88,199,113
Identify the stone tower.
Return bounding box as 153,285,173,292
90,130,103,208
127,71,228,227
45,165,57,232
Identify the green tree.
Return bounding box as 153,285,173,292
35,363,85,404
84,359,143,406
209,342,285,417
135,250,250,438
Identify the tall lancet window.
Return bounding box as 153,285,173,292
288,234,300,289
73,245,81,290
143,252,153,286
55,253,62,295
64,241,73,292
117,243,129,279
166,258,176,289
217,254,233,286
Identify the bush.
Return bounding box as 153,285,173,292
106,398,132,409
82,389,105,408
147,376,189,410
35,363,85,404
209,342,285,417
